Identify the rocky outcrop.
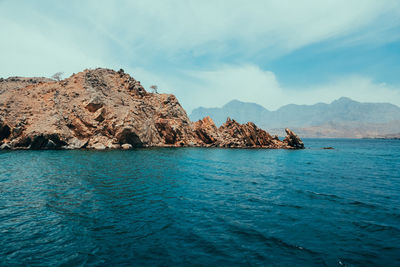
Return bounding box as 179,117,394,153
193,116,219,145
0,68,304,150
194,117,293,148
283,128,305,149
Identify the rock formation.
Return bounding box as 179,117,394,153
283,128,305,149
0,68,304,150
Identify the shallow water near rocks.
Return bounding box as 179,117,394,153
1,139,400,266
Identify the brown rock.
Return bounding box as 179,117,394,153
0,68,304,150
216,118,290,148
193,116,219,145
86,96,104,112
94,108,106,122
121,143,132,150
283,128,305,149
91,143,106,150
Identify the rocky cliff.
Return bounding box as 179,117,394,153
0,68,304,150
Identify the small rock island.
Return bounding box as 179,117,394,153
0,68,304,150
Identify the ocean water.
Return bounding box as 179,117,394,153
0,139,399,266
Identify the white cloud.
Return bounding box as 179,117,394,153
86,0,400,54
1,0,400,78
302,76,400,107
0,6,107,78
124,65,281,111
131,64,400,112
0,0,400,112
182,65,282,110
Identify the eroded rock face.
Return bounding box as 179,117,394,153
0,68,304,150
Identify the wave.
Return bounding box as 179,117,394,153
225,220,321,257
352,221,400,233
296,190,380,210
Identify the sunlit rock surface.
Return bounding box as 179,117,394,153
0,68,304,150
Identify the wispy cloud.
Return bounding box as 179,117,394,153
2,0,399,74
0,0,399,110
133,64,400,111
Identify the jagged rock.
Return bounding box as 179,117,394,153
217,118,288,148
0,68,304,150
283,128,305,149
193,116,219,145
191,117,303,149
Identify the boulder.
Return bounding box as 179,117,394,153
121,143,132,149
91,143,106,150
85,96,103,112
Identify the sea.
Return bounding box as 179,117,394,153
1,139,399,266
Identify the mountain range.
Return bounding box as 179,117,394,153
190,98,400,138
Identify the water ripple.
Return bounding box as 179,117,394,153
1,140,400,265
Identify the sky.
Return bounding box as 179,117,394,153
1,0,400,112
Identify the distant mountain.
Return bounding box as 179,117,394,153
190,98,400,138
374,133,400,139
191,100,267,127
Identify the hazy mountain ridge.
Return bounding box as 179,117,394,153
190,98,400,138
374,133,400,139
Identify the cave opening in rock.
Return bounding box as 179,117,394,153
119,129,143,148
30,134,68,150
0,124,11,140
30,135,48,149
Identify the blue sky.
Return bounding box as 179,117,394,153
1,0,400,111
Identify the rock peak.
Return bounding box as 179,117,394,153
283,128,305,149
331,97,356,105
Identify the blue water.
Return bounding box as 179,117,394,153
1,139,399,266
